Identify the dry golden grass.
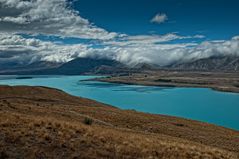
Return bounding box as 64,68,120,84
0,85,238,158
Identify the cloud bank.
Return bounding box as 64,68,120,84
1,33,239,67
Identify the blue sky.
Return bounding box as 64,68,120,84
0,0,239,66
74,0,239,40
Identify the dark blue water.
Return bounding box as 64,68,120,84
0,75,238,130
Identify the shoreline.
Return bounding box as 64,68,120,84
91,71,239,93
95,78,239,93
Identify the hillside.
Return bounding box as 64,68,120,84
1,56,239,75
168,56,239,71
0,61,61,74
0,58,129,75
50,57,126,75
0,85,238,158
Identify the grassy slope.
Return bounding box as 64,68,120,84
0,85,238,159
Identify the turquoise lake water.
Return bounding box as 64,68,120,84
0,75,238,130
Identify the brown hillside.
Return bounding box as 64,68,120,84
0,85,238,159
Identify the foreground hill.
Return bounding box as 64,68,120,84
0,86,238,158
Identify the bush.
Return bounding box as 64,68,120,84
84,117,93,125
0,151,8,159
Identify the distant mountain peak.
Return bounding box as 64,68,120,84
167,56,239,71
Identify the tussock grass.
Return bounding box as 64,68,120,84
0,86,238,158
84,117,93,125
1,112,237,159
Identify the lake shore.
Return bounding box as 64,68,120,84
93,70,239,93
0,85,239,158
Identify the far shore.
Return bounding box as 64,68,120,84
91,70,239,93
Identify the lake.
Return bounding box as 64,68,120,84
0,75,238,130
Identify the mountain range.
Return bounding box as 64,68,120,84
0,58,128,75
167,56,239,72
0,56,239,75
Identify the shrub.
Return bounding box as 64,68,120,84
0,151,8,159
83,117,93,125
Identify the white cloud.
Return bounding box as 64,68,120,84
0,33,92,64
1,33,238,67
91,35,239,66
151,13,168,24
104,33,205,46
0,0,117,40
